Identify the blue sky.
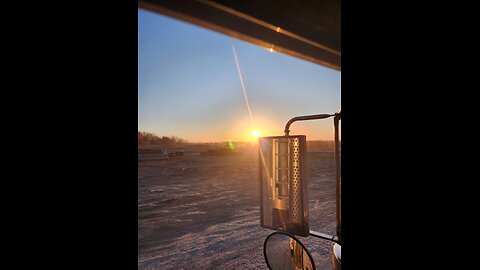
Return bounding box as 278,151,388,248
138,9,340,142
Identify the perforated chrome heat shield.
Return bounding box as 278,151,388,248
259,135,309,237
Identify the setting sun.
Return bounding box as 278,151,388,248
252,130,260,138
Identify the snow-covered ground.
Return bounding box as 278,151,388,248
138,145,337,269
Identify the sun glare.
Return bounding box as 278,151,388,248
252,130,260,138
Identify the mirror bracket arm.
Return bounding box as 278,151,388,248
309,230,341,244
284,113,335,136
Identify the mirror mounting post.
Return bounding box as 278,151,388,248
334,111,341,243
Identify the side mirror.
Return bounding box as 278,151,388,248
264,232,316,270
259,135,309,236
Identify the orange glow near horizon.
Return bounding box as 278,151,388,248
252,130,260,138
140,114,340,143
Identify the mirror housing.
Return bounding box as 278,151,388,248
259,135,309,237
264,231,316,270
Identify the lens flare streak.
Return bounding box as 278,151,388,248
232,45,254,126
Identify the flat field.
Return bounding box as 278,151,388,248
138,143,337,269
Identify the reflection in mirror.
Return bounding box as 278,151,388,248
264,232,316,270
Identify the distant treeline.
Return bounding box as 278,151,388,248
138,131,188,146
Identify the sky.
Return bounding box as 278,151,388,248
138,9,340,143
